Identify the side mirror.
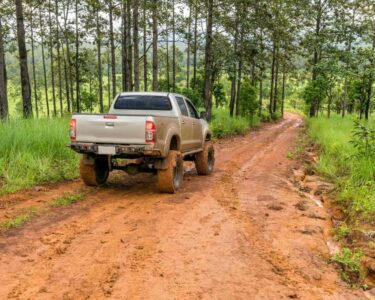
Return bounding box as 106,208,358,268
200,111,207,119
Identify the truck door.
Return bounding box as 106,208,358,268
185,99,203,149
175,96,194,151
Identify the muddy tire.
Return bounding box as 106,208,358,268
80,154,109,186
195,143,215,175
157,150,183,193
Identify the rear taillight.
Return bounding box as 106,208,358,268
70,119,76,140
145,120,156,143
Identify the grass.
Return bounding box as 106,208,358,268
307,115,375,218
0,192,87,231
210,107,260,138
0,207,41,230
0,117,80,194
51,193,85,207
332,247,365,286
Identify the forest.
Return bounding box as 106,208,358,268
0,0,372,121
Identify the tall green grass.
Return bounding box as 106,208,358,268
210,108,260,138
308,115,375,217
0,118,79,194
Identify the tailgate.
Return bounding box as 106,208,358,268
74,114,148,145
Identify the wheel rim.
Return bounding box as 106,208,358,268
207,149,214,173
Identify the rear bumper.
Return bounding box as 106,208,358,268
70,142,161,157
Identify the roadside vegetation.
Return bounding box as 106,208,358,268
0,206,41,230
0,191,87,230
0,118,79,194
308,115,375,219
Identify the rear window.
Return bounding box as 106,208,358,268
114,95,172,110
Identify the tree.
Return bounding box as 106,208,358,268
203,0,213,120
75,0,80,112
15,0,32,118
109,0,116,97
152,0,158,91
133,0,140,91
48,0,57,116
0,16,8,120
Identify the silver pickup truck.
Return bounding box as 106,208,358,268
69,92,214,193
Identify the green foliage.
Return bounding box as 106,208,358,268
308,115,375,217
332,248,364,285
239,80,258,117
210,108,259,138
213,82,226,107
80,90,98,112
51,193,85,207
0,207,40,230
260,110,271,122
179,87,204,109
350,119,375,156
334,223,351,241
0,117,79,194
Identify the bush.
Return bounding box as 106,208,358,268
332,248,364,285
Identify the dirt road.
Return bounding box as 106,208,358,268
0,113,365,299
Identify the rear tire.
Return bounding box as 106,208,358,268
80,154,109,186
195,143,215,175
157,150,183,193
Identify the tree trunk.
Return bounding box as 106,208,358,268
269,42,276,115
133,0,140,91
186,0,192,89
203,0,213,121
30,16,38,118
15,0,32,118
166,24,170,90
62,0,72,112
258,29,264,117
281,69,286,117
143,0,147,91
259,75,263,116
40,8,50,117
75,0,80,112
109,0,116,97
107,45,111,107
122,0,128,91
49,0,57,116
152,0,158,91
0,17,8,120
96,8,103,113
273,48,279,113
235,58,242,117
365,25,375,120
55,0,63,116
172,0,176,92
342,5,356,118
192,0,198,89
126,0,133,91
235,26,244,117
229,8,239,117
310,1,322,117
61,45,71,113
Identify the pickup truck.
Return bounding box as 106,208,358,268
69,92,214,193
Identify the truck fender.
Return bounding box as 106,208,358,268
162,129,181,157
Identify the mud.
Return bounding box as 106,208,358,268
0,113,366,299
